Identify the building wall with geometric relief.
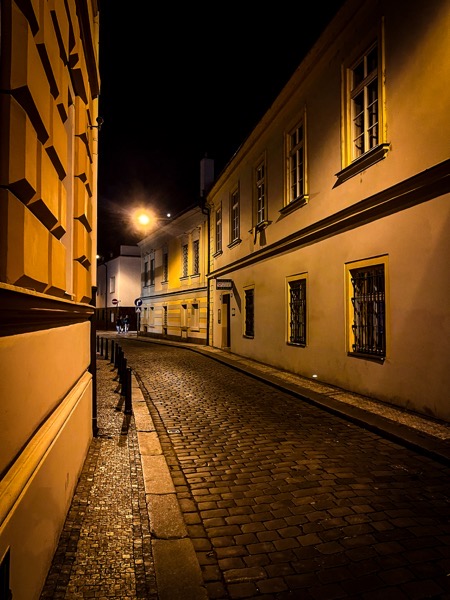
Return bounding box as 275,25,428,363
0,1,100,597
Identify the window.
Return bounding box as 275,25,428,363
150,258,155,286
287,276,307,346
338,35,388,181
162,248,168,282
215,206,222,254
255,161,266,224
192,239,199,275
144,261,149,286
244,288,254,338
288,122,306,204
109,276,115,293
230,187,240,243
346,257,388,359
182,243,188,278
351,43,379,160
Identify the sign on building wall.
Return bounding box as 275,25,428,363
216,279,233,290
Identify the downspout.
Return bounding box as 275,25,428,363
89,286,99,436
201,199,211,346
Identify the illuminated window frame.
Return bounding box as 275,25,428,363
286,274,307,347
284,112,308,211
345,255,389,361
337,23,389,184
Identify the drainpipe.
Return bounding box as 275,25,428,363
89,285,99,436
201,198,210,346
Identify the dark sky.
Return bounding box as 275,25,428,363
96,3,345,256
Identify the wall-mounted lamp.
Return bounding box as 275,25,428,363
88,116,104,131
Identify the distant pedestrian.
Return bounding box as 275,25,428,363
116,316,123,333
123,315,130,333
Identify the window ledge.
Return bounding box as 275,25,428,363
213,250,223,258
335,143,390,186
249,220,271,234
227,238,241,249
279,196,308,217
347,352,385,364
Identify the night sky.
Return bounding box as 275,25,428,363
96,3,346,256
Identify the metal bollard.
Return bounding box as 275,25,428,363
96,335,100,353
124,367,132,414
105,338,109,360
100,336,104,356
110,339,115,364
120,357,127,390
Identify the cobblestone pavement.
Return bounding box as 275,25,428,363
117,337,450,600
40,356,158,600
41,335,450,599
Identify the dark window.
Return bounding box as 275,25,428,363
350,265,385,357
289,279,306,345
244,289,254,337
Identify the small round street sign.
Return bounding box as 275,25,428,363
112,298,119,305
135,298,143,307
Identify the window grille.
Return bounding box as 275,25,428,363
289,279,306,345
182,244,188,277
193,239,199,274
351,44,379,160
244,289,254,337
351,266,385,357
289,124,304,202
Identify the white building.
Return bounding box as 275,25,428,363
96,245,141,331
207,0,450,422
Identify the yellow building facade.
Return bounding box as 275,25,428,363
207,0,450,422
138,205,209,345
0,1,100,597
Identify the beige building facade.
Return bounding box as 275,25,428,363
0,1,100,598
207,0,450,422
138,205,209,345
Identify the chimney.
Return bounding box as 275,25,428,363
200,154,214,198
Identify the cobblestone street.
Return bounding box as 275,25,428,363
41,336,450,599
